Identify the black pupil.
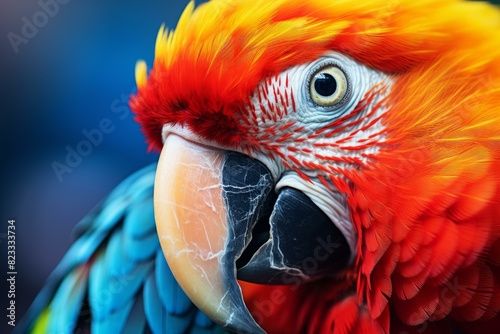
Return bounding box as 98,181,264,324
314,73,337,97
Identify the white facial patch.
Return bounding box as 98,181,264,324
245,52,393,260
249,52,392,174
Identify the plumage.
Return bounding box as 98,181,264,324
22,0,500,333
133,0,500,332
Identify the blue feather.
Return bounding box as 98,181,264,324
122,292,147,334
47,265,88,333
155,251,193,316
124,231,159,263
17,163,224,334
88,230,153,320
92,298,134,334
144,269,195,334
123,197,156,239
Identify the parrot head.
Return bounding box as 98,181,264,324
131,0,500,333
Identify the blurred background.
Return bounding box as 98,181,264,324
1,0,500,333
0,0,195,332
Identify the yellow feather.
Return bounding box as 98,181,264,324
32,307,50,334
154,24,169,61
135,60,147,89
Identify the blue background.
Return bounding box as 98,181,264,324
1,0,195,331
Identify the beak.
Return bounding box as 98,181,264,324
155,134,350,333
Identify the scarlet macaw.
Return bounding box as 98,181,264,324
19,0,500,333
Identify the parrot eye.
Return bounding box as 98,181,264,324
309,65,348,107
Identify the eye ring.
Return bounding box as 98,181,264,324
309,65,348,107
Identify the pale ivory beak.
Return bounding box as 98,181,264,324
154,134,266,334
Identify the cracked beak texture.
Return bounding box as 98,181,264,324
154,134,266,334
